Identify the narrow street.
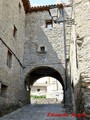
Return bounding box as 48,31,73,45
0,104,77,120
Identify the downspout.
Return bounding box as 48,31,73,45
61,7,67,90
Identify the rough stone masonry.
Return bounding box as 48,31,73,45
0,0,90,119
70,0,90,119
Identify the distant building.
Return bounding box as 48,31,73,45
31,77,63,101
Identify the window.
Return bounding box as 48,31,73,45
40,46,45,52
13,25,17,39
37,45,47,53
19,2,22,13
7,50,12,68
0,83,8,96
37,89,40,92
45,20,53,28
1,84,7,93
40,46,47,53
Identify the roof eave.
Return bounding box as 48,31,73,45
28,4,63,13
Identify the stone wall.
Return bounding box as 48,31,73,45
24,7,72,84
0,0,28,116
31,98,60,104
70,0,90,118
0,0,25,62
24,6,73,112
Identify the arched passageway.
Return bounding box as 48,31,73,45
25,66,65,104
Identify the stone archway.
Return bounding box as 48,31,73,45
24,66,65,104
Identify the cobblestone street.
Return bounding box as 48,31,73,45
0,104,77,120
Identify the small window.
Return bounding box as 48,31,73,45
37,46,47,53
40,46,45,52
0,83,8,95
19,2,22,13
46,81,47,84
1,84,7,93
7,50,12,68
45,20,53,28
13,25,17,39
37,89,40,92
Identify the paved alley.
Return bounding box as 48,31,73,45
0,104,77,120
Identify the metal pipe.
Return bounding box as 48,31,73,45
61,8,67,90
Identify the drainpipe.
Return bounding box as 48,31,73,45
61,7,67,90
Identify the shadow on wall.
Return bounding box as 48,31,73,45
73,75,90,120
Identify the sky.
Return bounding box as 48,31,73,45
30,0,68,6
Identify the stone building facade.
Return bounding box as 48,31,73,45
0,0,90,119
0,0,29,115
70,0,90,119
24,3,73,112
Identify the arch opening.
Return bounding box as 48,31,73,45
31,77,64,104
24,66,65,104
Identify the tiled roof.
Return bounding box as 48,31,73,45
29,4,63,13
22,1,71,13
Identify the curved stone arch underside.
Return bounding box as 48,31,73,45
25,66,65,89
